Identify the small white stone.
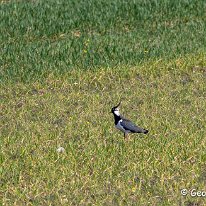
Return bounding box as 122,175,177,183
57,147,65,153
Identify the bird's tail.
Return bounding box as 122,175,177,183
143,129,149,134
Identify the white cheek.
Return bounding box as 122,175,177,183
114,110,120,116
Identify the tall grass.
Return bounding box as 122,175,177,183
1,0,206,82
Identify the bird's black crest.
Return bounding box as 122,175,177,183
114,101,121,109
111,101,121,113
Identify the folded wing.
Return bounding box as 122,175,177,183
120,118,148,134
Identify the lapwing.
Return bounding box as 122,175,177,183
111,102,148,139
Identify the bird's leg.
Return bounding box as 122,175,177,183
124,133,128,140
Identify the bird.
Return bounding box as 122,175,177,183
111,102,148,139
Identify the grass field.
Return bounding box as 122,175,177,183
1,0,206,205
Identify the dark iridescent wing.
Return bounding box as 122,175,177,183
120,118,147,133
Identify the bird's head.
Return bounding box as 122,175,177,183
111,102,121,116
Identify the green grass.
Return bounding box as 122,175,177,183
1,56,206,205
1,0,206,205
1,0,206,82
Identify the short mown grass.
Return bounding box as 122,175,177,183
1,0,206,205
1,55,206,205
